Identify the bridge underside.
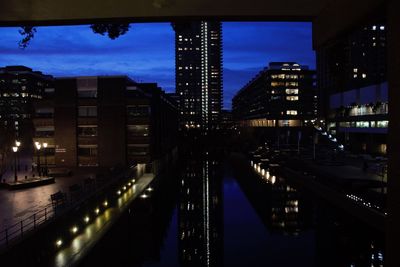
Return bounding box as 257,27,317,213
1,0,399,266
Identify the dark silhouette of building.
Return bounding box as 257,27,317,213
233,62,316,128
173,21,223,131
317,20,388,154
0,66,53,144
32,76,178,170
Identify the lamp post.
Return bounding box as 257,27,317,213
35,142,41,177
43,142,48,176
12,146,18,182
15,140,21,171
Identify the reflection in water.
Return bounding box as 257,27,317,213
243,154,385,267
78,150,384,267
179,152,223,267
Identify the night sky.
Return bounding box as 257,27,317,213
0,22,315,109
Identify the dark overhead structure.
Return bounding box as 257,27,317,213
0,1,398,266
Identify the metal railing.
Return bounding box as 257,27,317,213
0,164,138,250
0,204,55,248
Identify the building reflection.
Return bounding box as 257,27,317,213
178,152,223,267
268,183,305,235
236,160,313,236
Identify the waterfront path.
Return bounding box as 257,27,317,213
0,169,101,231
53,173,155,267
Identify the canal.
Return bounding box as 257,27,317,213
80,150,384,267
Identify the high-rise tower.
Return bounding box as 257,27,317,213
173,21,223,131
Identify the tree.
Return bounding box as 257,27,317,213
18,26,37,49
17,23,131,49
90,23,131,39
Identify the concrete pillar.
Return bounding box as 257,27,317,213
386,0,400,266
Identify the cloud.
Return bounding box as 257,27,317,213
0,22,315,110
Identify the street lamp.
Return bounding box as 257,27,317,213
15,140,21,171
12,146,18,182
35,142,41,176
43,142,48,176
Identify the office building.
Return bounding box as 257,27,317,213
317,20,388,154
32,76,178,170
233,62,317,128
0,66,53,143
173,21,223,130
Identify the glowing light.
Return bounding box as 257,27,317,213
146,187,153,192
127,182,131,186
71,226,78,234
131,179,136,183
123,186,126,191
103,201,108,207
140,194,148,199
94,208,100,215
84,216,90,223
56,239,63,247
117,190,121,195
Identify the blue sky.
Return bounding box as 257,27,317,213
0,22,315,109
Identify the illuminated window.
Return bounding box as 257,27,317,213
285,89,299,94
286,96,299,101
377,120,388,128
271,81,285,87
286,110,297,115
356,121,369,128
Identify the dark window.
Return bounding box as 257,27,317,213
127,125,149,137
127,106,150,117
78,146,98,156
78,106,97,117
78,126,98,136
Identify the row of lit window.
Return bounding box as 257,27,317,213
270,74,299,79
271,81,299,87
286,110,298,115
339,120,388,128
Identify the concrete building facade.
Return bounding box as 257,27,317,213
32,76,178,170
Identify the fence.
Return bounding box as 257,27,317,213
0,204,55,248
0,164,138,250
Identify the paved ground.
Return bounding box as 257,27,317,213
0,168,100,230
314,164,385,182
53,173,155,267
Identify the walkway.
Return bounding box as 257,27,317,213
0,168,100,231
53,173,155,267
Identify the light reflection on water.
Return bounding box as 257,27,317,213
80,152,384,267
